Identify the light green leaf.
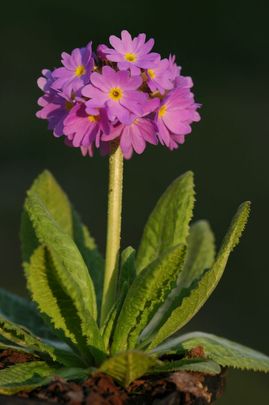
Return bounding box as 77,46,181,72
72,210,104,318
154,332,269,373
0,361,55,395
99,351,160,387
140,221,215,342
0,362,90,395
25,245,83,352
100,286,127,352
0,316,58,362
25,192,105,364
118,246,136,296
0,288,56,340
112,245,186,354
21,170,104,316
147,202,251,350
136,171,195,273
178,220,215,289
152,358,221,375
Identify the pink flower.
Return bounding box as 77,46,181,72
102,98,159,159
63,103,109,149
146,58,174,95
101,30,159,76
52,42,94,97
82,66,145,124
36,92,74,137
168,55,180,82
156,85,201,150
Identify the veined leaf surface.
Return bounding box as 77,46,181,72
21,170,104,315
0,317,57,361
25,192,105,364
153,331,269,372
112,245,186,353
99,351,160,386
147,202,251,349
136,171,194,273
140,220,215,341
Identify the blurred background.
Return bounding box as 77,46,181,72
1,0,268,403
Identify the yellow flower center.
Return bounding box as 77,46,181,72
109,87,123,101
65,101,73,111
147,69,156,79
88,115,98,122
75,65,86,77
158,104,167,118
124,53,137,62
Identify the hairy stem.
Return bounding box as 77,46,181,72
101,143,124,325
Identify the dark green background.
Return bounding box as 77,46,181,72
1,1,268,403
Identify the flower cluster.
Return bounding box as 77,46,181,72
37,31,201,159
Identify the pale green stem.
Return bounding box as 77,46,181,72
101,143,124,325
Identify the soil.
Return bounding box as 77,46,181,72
0,349,226,405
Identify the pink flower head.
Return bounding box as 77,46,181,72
102,98,159,159
52,42,94,97
146,58,174,95
36,32,201,158
63,103,109,150
36,92,74,137
101,30,159,76
156,84,201,150
82,66,145,124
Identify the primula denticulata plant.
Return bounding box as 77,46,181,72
0,30,268,395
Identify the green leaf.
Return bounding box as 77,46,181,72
152,358,221,375
0,288,56,340
0,361,55,394
112,245,186,354
118,246,136,296
0,362,91,395
178,220,215,289
25,245,82,350
140,221,215,342
100,287,127,352
21,170,104,316
0,317,57,361
136,171,195,273
154,332,269,373
99,351,160,387
147,202,251,350
24,192,106,364
72,210,104,318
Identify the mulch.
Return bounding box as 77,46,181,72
0,349,226,405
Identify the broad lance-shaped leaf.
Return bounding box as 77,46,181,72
25,245,93,366
0,316,58,361
99,351,160,387
21,170,104,314
118,246,136,298
152,332,269,373
0,362,90,395
178,220,215,289
0,362,55,395
112,245,186,354
146,202,251,350
140,220,215,341
24,192,106,363
152,358,221,375
72,210,104,316
0,288,56,340
136,171,194,273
